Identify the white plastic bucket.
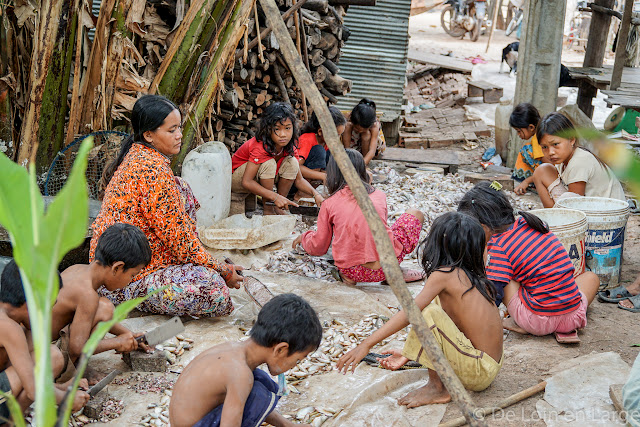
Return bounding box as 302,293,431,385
528,208,588,277
181,141,232,227
555,197,630,289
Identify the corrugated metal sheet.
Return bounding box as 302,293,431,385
336,0,411,122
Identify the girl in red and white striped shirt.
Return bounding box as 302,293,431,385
459,182,599,342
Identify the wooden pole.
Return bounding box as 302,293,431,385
292,0,309,122
576,0,614,117
439,381,547,427
234,0,310,60
258,0,486,425
610,0,633,90
485,0,500,53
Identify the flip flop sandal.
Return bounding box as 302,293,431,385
554,330,580,344
618,294,640,313
363,352,423,370
402,268,424,283
598,285,634,303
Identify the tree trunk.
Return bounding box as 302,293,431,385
155,0,226,99
0,10,15,160
173,0,256,171
16,0,64,167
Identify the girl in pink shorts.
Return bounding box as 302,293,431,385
458,182,600,343
293,149,424,285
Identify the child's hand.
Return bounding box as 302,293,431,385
72,390,90,412
274,194,299,210
337,343,370,374
313,192,324,206
514,182,528,195
113,331,138,353
78,378,89,391
292,235,303,249
133,332,153,353
378,349,409,371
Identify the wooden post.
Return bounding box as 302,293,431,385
485,0,500,53
610,0,634,90
259,0,486,425
576,0,614,117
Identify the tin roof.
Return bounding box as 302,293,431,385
336,0,411,122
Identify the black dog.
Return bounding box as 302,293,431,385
500,41,575,87
501,41,519,74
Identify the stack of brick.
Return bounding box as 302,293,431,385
405,65,470,109
400,107,491,149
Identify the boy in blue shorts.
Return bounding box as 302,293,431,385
169,294,323,427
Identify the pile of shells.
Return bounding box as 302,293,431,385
284,314,408,385
71,398,125,425
113,373,176,395
259,251,339,282
372,166,538,258
138,389,172,427
283,406,340,426
98,397,125,423
156,334,193,365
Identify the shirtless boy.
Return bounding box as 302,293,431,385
0,261,89,423
338,212,504,407
52,223,152,377
169,294,323,427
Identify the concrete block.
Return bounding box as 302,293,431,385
83,388,108,419
122,350,167,373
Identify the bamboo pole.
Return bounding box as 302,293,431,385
439,381,547,427
254,3,265,63
258,0,485,425
16,0,65,167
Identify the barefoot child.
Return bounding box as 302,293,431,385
231,102,324,214
337,212,503,407
169,294,322,427
297,106,347,183
0,261,89,422
459,182,600,342
532,112,625,208
510,103,547,195
292,149,424,285
53,223,152,379
341,98,386,166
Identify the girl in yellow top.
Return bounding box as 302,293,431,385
511,103,546,195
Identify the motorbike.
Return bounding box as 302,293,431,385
505,0,524,36
440,0,487,42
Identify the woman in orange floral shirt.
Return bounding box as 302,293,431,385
91,95,243,317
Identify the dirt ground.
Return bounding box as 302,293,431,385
405,11,640,425
80,9,640,427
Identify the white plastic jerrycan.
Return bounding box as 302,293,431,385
181,141,232,227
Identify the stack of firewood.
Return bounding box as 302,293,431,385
214,0,353,151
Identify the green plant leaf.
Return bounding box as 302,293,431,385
632,344,640,347
0,138,93,426
0,392,27,427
